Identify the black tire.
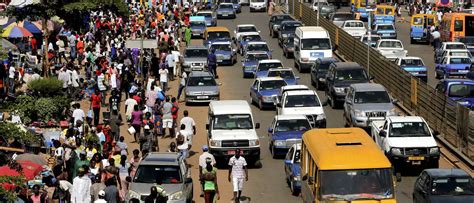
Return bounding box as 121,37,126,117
311,76,316,87
410,38,414,44
291,181,300,196
271,145,277,159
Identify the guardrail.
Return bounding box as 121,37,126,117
284,0,474,166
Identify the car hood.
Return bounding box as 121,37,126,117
129,182,183,197
186,85,219,93
353,103,394,112
283,78,298,85
387,136,437,148
211,129,258,140
273,131,304,140
215,49,232,56
217,8,234,12
282,106,324,115
183,57,207,63
255,71,269,77
334,80,369,87
429,195,474,203
191,25,206,30
259,89,280,96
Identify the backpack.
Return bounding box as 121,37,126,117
176,133,185,145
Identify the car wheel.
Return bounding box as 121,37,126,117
249,95,254,105
329,95,336,109
435,71,440,79
311,75,316,87
258,100,263,110
410,38,414,44
290,181,300,196
271,145,277,159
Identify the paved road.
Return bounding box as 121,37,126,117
99,6,456,203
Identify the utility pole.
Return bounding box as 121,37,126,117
366,8,375,76
316,0,320,26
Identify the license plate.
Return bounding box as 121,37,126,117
459,70,469,73
197,96,208,99
228,150,244,155
408,156,425,161
383,34,390,36
222,14,228,16
411,161,422,165
414,38,421,40
217,60,223,62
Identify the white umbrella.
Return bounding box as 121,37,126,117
8,0,40,8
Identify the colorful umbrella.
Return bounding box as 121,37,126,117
2,25,33,38
20,21,42,34
0,160,42,179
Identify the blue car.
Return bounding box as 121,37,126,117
220,0,241,13
255,59,283,78
268,114,309,157
395,57,428,81
435,56,472,79
373,24,397,39
196,11,217,27
189,16,207,38
209,41,237,65
243,41,272,58
266,68,300,85
216,3,236,19
436,79,474,108
241,51,270,78
284,143,302,196
250,77,288,109
237,32,263,55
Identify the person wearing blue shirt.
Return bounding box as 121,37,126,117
207,49,217,78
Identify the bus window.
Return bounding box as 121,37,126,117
376,8,384,14
385,9,393,15
413,17,422,25
454,20,463,32
427,18,435,26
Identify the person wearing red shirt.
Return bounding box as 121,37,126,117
91,89,102,126
171,97,179,136
30,37,37,52
132,92,142,106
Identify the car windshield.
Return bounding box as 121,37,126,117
354,91,391,103
260,80,287,90
320,169,394,201
446,44,466,49
284,94,320,107
274,15,293,23
448,84,474,97
275,119,311,132
335,69,368,81
258,63,283,71
185,49,208,57
379,41,403,48
188,76,217,86
282,23,301,32
268,70,295,79
197,13,212,17
246,53,268,61
238,26,257,33
301,38,331,50
242,35,262,42
213,114,253,129
389,122,431,137
208,32,231,40
134,165,182,184
247,44,269,52
431,177,474,195
378,25,394,30
190,21,206,26
345,21,364,28
333,13,354,21
449,58,471,64
401,59,424,66
362,36,381,43
219,4,233,9
211,44,231,51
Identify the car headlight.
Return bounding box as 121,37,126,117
354,109,365,117
389,108,398,116
261,95,273,103
282,34,288,38
127,190,141,200
249,139,259,146
334,87,345,94
390,147,402,156
458,101,469,105
273,25,279,30
210,140,221,147
316,114,326,120
274,140,286,146
204,91,219,95
186,91,196,96
169,191,184,200
429,147,440,155
293,175,301,181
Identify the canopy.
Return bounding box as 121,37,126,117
0,160,42,179
1,38,18,51
8,0,41,8
2,25,33,38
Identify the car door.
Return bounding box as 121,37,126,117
284,146,295,180
268,117,276,137
181,160,192,198
250,80,259,102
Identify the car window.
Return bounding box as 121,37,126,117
284,94,321,107
268,70,295,79
247,44,269,52
219,4,233,9
185,49,208,57
134,165,182,184
259,80,287,90
258,62,283,71
246,53,269,61
275,119,311,132
431,177,474,195
238,26,257,33
449,58,471,64
335,69,368,81
354,91,391,104
448,84,474,97
401,59,424,66
187,76,217,86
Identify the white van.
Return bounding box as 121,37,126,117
294,26,332,72
207,100,261,165
249,0,267,12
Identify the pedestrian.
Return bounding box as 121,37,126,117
184,25,192,46
144,186,159,203
146,85,158,113
160,96,174,137
94,190,107,203
91,89,102,126
130,105,143,143
180,110,196,143
199,145,216,197
207,49,217,78
29,184,48,203
228,149,248,202
168,142,178,152
159,61,169,92
125,93,138,121
109,109,122,141
72,103,85,126
177,71,187,101
431,27,441,50
71,167,92,203
166,49,175,81
176,124,190,158
116,136,128,157
104,177,120,203
58,67,71,93
201,157,219,203
109,89,120,112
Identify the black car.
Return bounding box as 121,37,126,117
310,57,337,90
413,169,474,203
268,14,294,38
282,36,294,58
277,20,302,47
325,62,371,109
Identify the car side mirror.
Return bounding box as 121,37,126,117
379,130,387,137
232,48,236,53
185,178,193,184
369,76,375,80
206,124,210,130
295,76,300,80
258,30,261,33
268,128,273,133
218,82,223,86
284,160,292,165
255,123,260,129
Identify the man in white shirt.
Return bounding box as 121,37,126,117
228,149,248,202
171,48,181,77
57,68,70,92
124,96,138,121
176,124,191,158
180,110,196,144
71,167,91,203
8,64,15,96
159,65,169,92
177,71,187,101
72,103,85,126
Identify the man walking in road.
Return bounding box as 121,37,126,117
180,110,196,145
228,149,248,202
207,49,217,78
199,145,216,197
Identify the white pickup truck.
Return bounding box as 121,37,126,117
376,39,408,61
371,116,440,175
341,20,366,39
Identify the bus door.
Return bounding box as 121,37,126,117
466,16,474,37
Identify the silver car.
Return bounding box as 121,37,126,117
182,45,209,73
126,152,193,203
185,71,220,104
343,83,398,128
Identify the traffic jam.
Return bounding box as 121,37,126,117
144,0,474,202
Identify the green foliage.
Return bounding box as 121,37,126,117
27,78,63,97
4,95,71,124
34,98,59,122
6,95,37,124
0,122,41,145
